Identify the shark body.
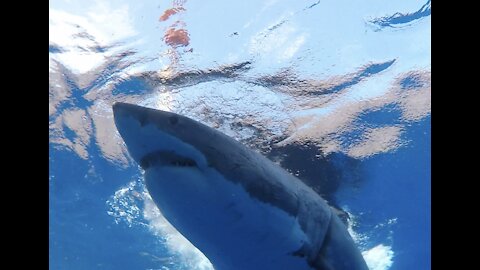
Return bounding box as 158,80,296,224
113,102,368,270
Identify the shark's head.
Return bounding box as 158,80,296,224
112,102,230,228
112,102,213,170
113,102,369,270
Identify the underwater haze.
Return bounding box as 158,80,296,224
49,0,431,269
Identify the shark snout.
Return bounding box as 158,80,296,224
112,102,209,170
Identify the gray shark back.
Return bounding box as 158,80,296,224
197,124,367,269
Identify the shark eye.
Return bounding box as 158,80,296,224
169,115,179,125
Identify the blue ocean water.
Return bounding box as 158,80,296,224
49,0,430,269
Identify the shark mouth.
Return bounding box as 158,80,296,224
139,150,198,169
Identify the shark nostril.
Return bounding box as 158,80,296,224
169,116,179,125
139,157,150,169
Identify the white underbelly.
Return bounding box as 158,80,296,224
145,166,314,270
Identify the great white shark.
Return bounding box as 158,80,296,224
112,102,369,270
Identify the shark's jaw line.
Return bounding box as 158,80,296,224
113,102,369,270
139,150,199,169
